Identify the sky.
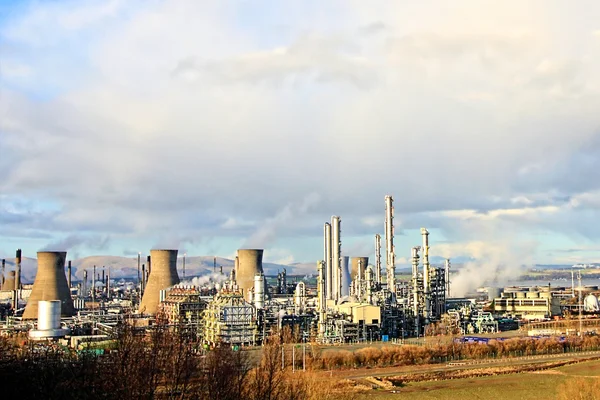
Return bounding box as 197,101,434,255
1,1,600,270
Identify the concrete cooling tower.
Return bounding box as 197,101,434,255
2,271,16,292
341,256,350,296
350,257,369,281
23,252,75,320
139,249,179,315
235,249,263,298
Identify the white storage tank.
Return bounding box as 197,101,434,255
38,300,61,331
254,273,265,309
29,300,70,340
584,294,600,312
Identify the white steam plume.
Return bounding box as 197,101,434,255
243,192,320,248
447,240,537,296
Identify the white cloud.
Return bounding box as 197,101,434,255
1,1,600,264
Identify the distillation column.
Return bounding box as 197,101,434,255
331,216,341,301
384,196,396,293
375,234,382,285
421,228,430,322
317,261,326,337
324,223,333,300
411,246,420,335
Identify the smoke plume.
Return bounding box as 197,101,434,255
448,240,538,296
243,193,320,248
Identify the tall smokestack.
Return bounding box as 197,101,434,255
375,234,382,285
14,249,22,310
141,264,146,295
421,228,430,322
92,265,96,304
67,261,72,288
331,216,341,301
15,249,22,290
445,259,451,298
147,255,151,276
236,249,264,300
83,270,88,296
1,259,5,290
139,249,179,315
22,251,75,319
384,196,396,293
324,222,332,300
137,252,141,286
107,267,111,300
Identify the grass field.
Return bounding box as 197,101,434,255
357,359,600,400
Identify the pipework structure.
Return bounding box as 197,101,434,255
384,196,396,293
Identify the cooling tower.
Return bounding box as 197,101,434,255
3,271,15,292
235,249,263,297
341,256,350,296
350,257,369,281
139,249,179,315
22,252,75,320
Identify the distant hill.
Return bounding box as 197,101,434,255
0,255,315,283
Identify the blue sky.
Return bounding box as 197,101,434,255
1,0,600,286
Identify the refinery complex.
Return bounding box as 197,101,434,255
1,195,600,346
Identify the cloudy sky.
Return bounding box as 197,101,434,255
1,0,600,268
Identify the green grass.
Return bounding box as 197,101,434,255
557,359,600,376
361,374,567,400
359,359,600,399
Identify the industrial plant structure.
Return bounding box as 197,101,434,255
3,194,600,350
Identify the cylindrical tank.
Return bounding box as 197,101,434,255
38,300,61,331
139,249,179,315
350,257,369,281
254,273,265,309
584,294,600,312
235,249,263,298
23,251,75,319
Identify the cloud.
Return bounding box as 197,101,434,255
1,1,600,266
41,234,111,253
243,193,321,248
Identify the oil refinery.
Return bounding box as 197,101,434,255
1,195,600,348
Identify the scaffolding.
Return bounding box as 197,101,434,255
202,290,257,346
159,287,207,337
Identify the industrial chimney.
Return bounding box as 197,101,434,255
1,259,5,290
22,251,75,319
235,249,264,299
139,249,179,315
